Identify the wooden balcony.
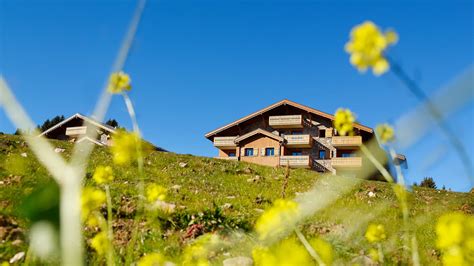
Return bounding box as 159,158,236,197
213,136,237,149
66,126,87,136
331,136,362,148
269,115,303,128
284,134,312,148
215,156,238,161
331,157,362,168
280,155,311,168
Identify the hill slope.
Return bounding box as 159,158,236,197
0,134,472,264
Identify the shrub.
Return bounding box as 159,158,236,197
420,177,437,189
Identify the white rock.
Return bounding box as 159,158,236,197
368,191,376,198
20,152,27,157
9,251,25,264
54,148,65,153
223,256,253,266
171,185,182,192
179,162,188,168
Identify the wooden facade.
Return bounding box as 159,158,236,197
205,99,394,176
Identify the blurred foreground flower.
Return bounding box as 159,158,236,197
365,224,386,243
29,221,57,260
255,199,300,242
182,234,221,266
90,231,109,256
111,130,143,165
146,183,167,202
253,237,333,266
334,108,355,136
345,21,398,75
137,253,168,266
107,71,131,94
436,212,474,265
81,187,106,220
93,165,114,184
376,123,395,144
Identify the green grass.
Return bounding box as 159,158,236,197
0,134,472,265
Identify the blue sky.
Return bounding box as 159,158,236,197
1,0,473,191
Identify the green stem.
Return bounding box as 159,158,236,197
295,229,325,266
105,185,114,266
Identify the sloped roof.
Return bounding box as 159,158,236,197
205,99,373,139
39,113,116,137
234,128,284,143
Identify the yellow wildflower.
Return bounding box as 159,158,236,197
334,108,356,136
107,71,131,94
310,238,334,265
255,199,300,242
146,184,167,202
252,237,313,266
92,165,114,184
368,248,380,262
110,130,141,165
436,212,474,265
365,224,386,243
90,232,109,256
138,253,166,266
345,21,398,75
182,234,220,266
376,123,395,144
81,187,106,220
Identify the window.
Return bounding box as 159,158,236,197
292,151,303,156
319,129,326,138
265,148,275,156
292,130,303,135
229,152,236,157
319,150,326,159
244,148,254,156
341,153,353,158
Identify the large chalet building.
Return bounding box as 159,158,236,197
206,99,390,176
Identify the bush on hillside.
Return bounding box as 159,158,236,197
420,177,437,189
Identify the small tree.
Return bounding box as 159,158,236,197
105,119,119,128
420,177,437,189
39,115,65,132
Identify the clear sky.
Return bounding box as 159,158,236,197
1,0,473,191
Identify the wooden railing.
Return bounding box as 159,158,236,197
331,136,362,147
331,157,362,168
213,136,237,148
215,156,238,161
284,134,312,148
280,155,311,168
269,115,303,128
65,126,87,136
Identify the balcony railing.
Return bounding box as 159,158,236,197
331,157,362,168
331,136,362,147
269,115,303,128
213,136,237,149
280,155,311,168
215,156,238,161
284,134,312,148
66,126,87,136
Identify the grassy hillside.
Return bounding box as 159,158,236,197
0,134,472,265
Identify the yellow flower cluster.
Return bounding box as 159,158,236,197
182,234,220,266
376,123,395,144
255,199,300,242
92,165,114,184
345,21,398,75
333,108,355,136
252,237,333,266
137,253,167,266
81,187,106,220
146,184,167,203
436,212,474,265
110,130,142,165
107,71,132,94
90,231,109,256
365,223,387,243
